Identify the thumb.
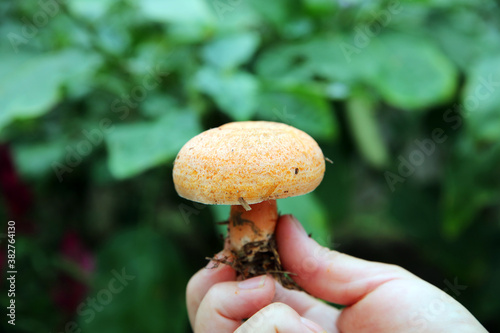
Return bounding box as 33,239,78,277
275,215,413,306
275,215,488,332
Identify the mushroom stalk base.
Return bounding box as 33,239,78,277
227,200,300,290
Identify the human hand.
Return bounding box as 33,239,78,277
187,215,487,332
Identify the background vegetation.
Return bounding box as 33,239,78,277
1,0,500,332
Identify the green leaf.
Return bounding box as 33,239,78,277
211,204,230,236
135,0,215,42
211,205,229,224
279,193,331,246
140,94,180,119
79,227,188,333
248,0,291,26
0,50,102,131
276,33,456,109
196,67,259,121
346,93,389,168
303,0,337,14
201,32,260,69
427,9,500,70
256,86,337,140
462,56,500,143
370,33,458,110
256,35,378,85
105,111,202,179
136,0,214,25
12,141,66,179
256,42,314,83
67,0,117,19
442,140,500,239
209,1,261,30
307,35,376,83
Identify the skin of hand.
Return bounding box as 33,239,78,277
186,215,488,333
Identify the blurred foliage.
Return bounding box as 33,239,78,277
1,0,500,332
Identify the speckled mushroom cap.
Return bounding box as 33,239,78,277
172,121,325,205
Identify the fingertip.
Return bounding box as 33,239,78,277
202,260,236,278
201,248,237,277
276,214,308,249
301,316,327,333
280,214,306,232
186,253,237,327
188,257,236,298
276,214,321,276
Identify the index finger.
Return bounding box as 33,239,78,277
186,250,236,327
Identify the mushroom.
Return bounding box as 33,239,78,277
173,121,325,288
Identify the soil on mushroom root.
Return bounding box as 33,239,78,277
208,236,302,291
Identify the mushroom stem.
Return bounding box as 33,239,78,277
226,199,300,289
228,200,278,253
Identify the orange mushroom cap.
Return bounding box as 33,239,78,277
172,121,325,205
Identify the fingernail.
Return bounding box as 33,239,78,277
237,275,267,290
300,317,326,333
205,256,223,270
289,215,306,234
205,250,232,270
205,260,219,270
